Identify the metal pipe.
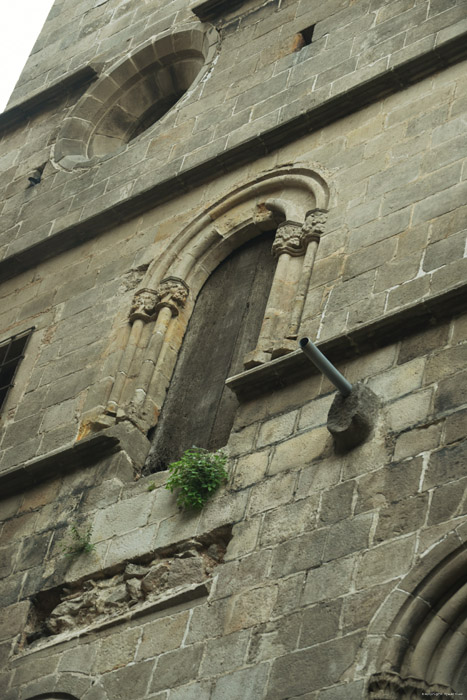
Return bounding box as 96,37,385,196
299,337,353,397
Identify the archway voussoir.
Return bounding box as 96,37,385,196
152,33,176,62
54,25,217,168
399,531,465,594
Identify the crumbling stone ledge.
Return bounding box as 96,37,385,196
0,422,150,498
19,528,231,655
16,581,210,660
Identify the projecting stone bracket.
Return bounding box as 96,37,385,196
327,382,379,452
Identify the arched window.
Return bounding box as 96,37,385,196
146,231,276,471
80,167,330,458
53,27,219,169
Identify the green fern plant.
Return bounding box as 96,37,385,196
61,524,95,558
165,447,228,510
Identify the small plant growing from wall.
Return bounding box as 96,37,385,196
61,524,95,557
165,447,228,509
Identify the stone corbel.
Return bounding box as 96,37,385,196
367,672,455,699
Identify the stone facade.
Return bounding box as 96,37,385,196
0,0,466,698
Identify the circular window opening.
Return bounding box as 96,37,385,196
54,27,218,169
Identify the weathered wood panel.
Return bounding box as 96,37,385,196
147,231,276,471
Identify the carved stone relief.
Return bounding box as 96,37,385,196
301,207,328,244
155,277,190,317
367,672,454,699
129,288,159,322
271,221,305,257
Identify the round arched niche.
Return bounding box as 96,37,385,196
54,25,219,169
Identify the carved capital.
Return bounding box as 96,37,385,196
129,288,159,322
367,672,454,699
301,208,328,245
272,221,306,258
155,277,189,316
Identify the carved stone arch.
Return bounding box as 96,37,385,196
53,24,219,170
145,165,330,287
84,166,330,438
367,522,467,698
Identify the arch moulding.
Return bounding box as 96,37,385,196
79,165,330,439
366,520,467,699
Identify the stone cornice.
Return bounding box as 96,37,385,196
0,65,99,131
0,432,120,497
0,32,466,283
0,422,150,497
226,282,467,401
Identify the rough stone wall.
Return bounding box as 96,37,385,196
0,0,466,698
1,58,466,471
1,0,466,265
0,315,466,698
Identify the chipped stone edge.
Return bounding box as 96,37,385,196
12,580,210,661
191,0,249,22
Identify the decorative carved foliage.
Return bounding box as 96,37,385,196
128,279,189,322
271,210,327,257
155,277,189,316
368,672,454,699
272,221,305,258
129,288,159,322
302,207,328,244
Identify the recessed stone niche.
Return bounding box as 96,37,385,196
24,526,231,648
53,26,219,169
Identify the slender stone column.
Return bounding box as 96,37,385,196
245,221,305,367
129,277,189,426
287,208,327,338
106,288,159,415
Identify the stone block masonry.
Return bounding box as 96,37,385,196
0,308,466,697
0,56,466,471
0,0,466,698
1,0,467,279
